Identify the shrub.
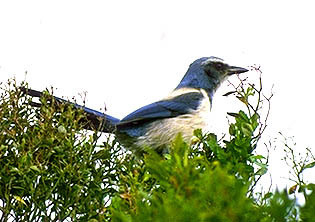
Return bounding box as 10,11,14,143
0,74,314,221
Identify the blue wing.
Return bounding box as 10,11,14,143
117,91,204,127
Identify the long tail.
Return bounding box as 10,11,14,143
20,87,120,133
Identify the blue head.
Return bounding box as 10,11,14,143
175,57,248,99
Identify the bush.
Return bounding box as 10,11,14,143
0,74,314,221
111,135,264,221
0,80,122,221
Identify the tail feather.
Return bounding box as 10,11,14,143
20,87,120,133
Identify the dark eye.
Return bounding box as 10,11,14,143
214,62,224,71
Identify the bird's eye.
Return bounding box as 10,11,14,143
214,62,224,70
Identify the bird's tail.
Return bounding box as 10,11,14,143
20,87,120,133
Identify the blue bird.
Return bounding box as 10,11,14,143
22,57,248,153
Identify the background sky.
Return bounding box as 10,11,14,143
1,0,314,191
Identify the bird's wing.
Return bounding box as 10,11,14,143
118,91,204,126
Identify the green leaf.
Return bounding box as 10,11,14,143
256,166,268,176
305,183,315,191
263,192,273,200
239,110,249,122
223,91,237,96
304,162,315,170
241,123,253,137
246,87,255,96
250,155,265,161
30,165,40,172
227,112,239,118
229,124,236,136
58,125,67,134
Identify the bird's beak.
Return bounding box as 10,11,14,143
227,66,249,75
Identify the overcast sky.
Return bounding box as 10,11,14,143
1,0,314,189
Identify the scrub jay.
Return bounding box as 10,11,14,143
23,57,248,153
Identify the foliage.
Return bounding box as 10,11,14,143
0,73,315,221
0,79,122,221
111,135,264,222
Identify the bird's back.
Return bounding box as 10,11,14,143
116,87,211,152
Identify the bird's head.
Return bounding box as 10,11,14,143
176,56,248,98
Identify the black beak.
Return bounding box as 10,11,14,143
227,66,249,75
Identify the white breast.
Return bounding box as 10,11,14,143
135,88,212,150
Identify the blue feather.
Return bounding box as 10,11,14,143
118,91,204,126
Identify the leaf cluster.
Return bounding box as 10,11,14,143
0,80,122,221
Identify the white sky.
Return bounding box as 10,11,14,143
1,0,315,190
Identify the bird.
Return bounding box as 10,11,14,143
22,57,248,153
